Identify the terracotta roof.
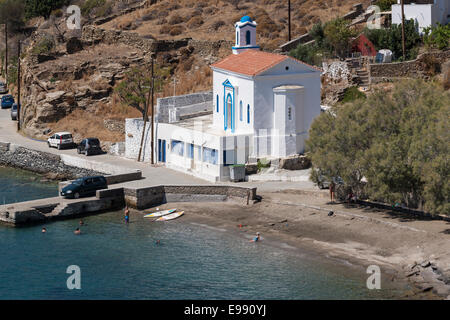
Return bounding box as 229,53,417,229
211,50,321,76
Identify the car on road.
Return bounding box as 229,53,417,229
1,94,14,109
60,176,108,199
0,82,8,94
77,138,103,156
47,132,74,150
10,103,18,120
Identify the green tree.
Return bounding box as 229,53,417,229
374,0,396,11
115,66,168,120
306,80,450,215
0,0,25,32
323,18,355,58
423,23,450,50
24,0,68,19
364,19,421,61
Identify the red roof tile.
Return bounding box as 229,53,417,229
211,50,321,76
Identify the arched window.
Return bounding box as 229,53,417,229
246,30,251,45
239,101,243,121
247,104,250,124
236,31,239,45
216,95,219,113
288,107,292,120
226,94,232,130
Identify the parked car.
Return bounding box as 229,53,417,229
10,103,18,120
77,138,103,156
0,82,8,94
60,176,108,199
47,132,74,150
1,94,14,109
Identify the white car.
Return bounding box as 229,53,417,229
47,132,74,150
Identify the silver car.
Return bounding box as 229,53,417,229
10,103,18,120
0,82,8,94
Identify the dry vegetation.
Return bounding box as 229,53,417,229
103,0,371,50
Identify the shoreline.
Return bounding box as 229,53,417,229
137,196,450,300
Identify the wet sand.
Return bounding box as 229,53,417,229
133,190,450,300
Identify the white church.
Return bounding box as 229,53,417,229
139,16,322,182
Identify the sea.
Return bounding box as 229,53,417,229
0,166,406,299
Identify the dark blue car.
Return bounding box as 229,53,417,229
1,95,15,109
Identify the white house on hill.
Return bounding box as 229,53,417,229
392,0,450,33
143,16,322,182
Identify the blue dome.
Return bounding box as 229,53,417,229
240,16,252,23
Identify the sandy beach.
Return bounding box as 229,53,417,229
135,190,450,300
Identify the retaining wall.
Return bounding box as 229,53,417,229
369,50,450,83
0,142,105,179
125,185,258,209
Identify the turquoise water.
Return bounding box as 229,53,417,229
0,167,405,299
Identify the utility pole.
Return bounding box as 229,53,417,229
401,0,406,60
4,23,7,81
17,40,21,131
150,55,155,165
137,57,155,163
288,0,291,41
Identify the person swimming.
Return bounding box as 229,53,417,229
79,220,84,226
250,232,260,242
74,228,81,235
124,206,130,224
42,227,47,233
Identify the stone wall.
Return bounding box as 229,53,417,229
157,91,213,123
370,50,450,83
0,142,105,180
125,185,258,209
125,119,152,162
81,26,233,57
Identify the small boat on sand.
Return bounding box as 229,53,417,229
156,211,184,221
144,209,177,218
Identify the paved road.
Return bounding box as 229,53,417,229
0,106,316,192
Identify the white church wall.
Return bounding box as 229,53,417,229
212,70,255,134
125,118,152,162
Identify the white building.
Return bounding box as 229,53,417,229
392,0,450,33
147,16,321,182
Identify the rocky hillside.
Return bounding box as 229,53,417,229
16,0,371,149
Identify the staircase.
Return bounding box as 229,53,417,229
355,68,370,88
40,203,68,218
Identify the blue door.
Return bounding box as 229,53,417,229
158,139,166,162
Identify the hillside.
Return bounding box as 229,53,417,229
10,0,372,147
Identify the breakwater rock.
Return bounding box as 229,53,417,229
0,142,105,180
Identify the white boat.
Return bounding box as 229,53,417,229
156,211,184,221
144,209,177,218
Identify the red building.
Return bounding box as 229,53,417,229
351,34,377,57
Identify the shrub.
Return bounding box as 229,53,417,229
423,23,450,51
340,87,366,103
159,24,171,34
187,16,203,28
211,20,225,31
169,25,184,36
374,0,396,11
168,14,184,25
31,36,55,55
25,0,68,19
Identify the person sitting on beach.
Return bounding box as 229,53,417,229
74,228,81,235
42,227,47,233
250,232,261,242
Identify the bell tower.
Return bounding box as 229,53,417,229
232,16,259,55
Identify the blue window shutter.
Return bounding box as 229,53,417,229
247,104,250,124
216,95,219,113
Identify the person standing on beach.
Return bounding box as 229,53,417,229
124,206,130,224
329,180,336,203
